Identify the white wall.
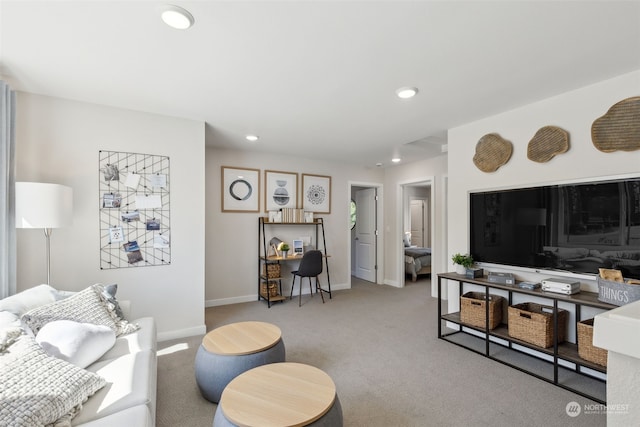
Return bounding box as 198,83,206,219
447,70,640,309
15,93,206,340
383,155,448,294
205,147,384,305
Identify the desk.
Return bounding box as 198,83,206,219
258,217,332,307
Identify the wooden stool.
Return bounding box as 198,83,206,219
195,321,285,403
213,362,343,427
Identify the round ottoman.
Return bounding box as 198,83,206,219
195,321,285,403
213,362,343,427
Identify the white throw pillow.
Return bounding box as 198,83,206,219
36,320,116,368
0,311,20,330
0,284,58,316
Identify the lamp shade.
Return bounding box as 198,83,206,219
15,182,73,228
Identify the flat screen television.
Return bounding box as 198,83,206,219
470,176,640,280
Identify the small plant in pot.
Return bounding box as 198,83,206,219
279,243,290,258
452,253,474,274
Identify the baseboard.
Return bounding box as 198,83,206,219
157,324,207,342
384,279,401,287
206,283,351,308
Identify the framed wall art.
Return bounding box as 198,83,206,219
221,166,260,212
302,174,331,214
265,170,298,212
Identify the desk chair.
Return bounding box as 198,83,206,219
290,250,325,307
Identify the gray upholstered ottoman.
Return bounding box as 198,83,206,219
195,321,285,403
213,362,343,427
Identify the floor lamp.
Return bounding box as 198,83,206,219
15,182,73,285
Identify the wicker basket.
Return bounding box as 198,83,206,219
577,318,607,367
260,282,278,298
460,292,504,330
508,302,567,348
262,263,281,279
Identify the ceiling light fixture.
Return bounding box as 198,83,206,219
246,135,259,142
161,5,195,30
391,157,401,163
395,87,419,99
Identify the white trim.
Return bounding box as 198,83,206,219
205,283,351,308
347,180,384,288
158,324,207,342
398,177,435,296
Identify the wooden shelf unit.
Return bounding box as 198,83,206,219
258,217,331,307
437,272,616,403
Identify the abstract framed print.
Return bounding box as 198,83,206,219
302,174,331,214
265,170,298,212
221,166,260,212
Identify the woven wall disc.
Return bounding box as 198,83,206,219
527,126,569,162
591,96,640,152
473,133,513,173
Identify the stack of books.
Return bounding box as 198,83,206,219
281,208,305,223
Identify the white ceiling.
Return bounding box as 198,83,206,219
1,1,639,168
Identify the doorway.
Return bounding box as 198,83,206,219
400,180,433,288
349,182,383,286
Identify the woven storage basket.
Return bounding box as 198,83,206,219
262,263,281,279
460,292,504,330
508,302,567,348
577,318,607,367
260,282,278,298
597,277,640,306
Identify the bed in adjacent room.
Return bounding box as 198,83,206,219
404,246,432,282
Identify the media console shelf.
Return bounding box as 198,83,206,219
437,272,616,404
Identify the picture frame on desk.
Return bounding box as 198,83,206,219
292,239,304,256
221,166,260,212
302,174,331,214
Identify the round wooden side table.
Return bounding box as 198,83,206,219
213,362,343,427
195,321,285,403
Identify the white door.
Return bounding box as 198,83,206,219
355,188,377,282
410,199,425,247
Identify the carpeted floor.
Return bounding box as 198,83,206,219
156,277,606,427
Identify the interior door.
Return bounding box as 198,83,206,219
410,199,425,247
355,188,376,282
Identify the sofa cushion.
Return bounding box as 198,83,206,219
72,349,157,426
72,404,152,427
21,285,139,337
0,284,58,317
0,333,106,427
36,320,116,368
96,317,156,362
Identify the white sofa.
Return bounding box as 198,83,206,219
0,284,157,427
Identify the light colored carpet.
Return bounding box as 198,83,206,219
156,277,606,427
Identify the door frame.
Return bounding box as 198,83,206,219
347,181,384,288
398,177,435,292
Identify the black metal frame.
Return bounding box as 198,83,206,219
258,217,332,307
437,273,614,404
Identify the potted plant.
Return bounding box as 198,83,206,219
279,243,290,258
452,253,474,274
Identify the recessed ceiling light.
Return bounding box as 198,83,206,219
395,87,418,99
246,135,259,142
161,5,195,30
392,157,401,163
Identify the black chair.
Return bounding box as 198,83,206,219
290,250,324,307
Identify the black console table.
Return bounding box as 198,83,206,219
437,272,615,403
